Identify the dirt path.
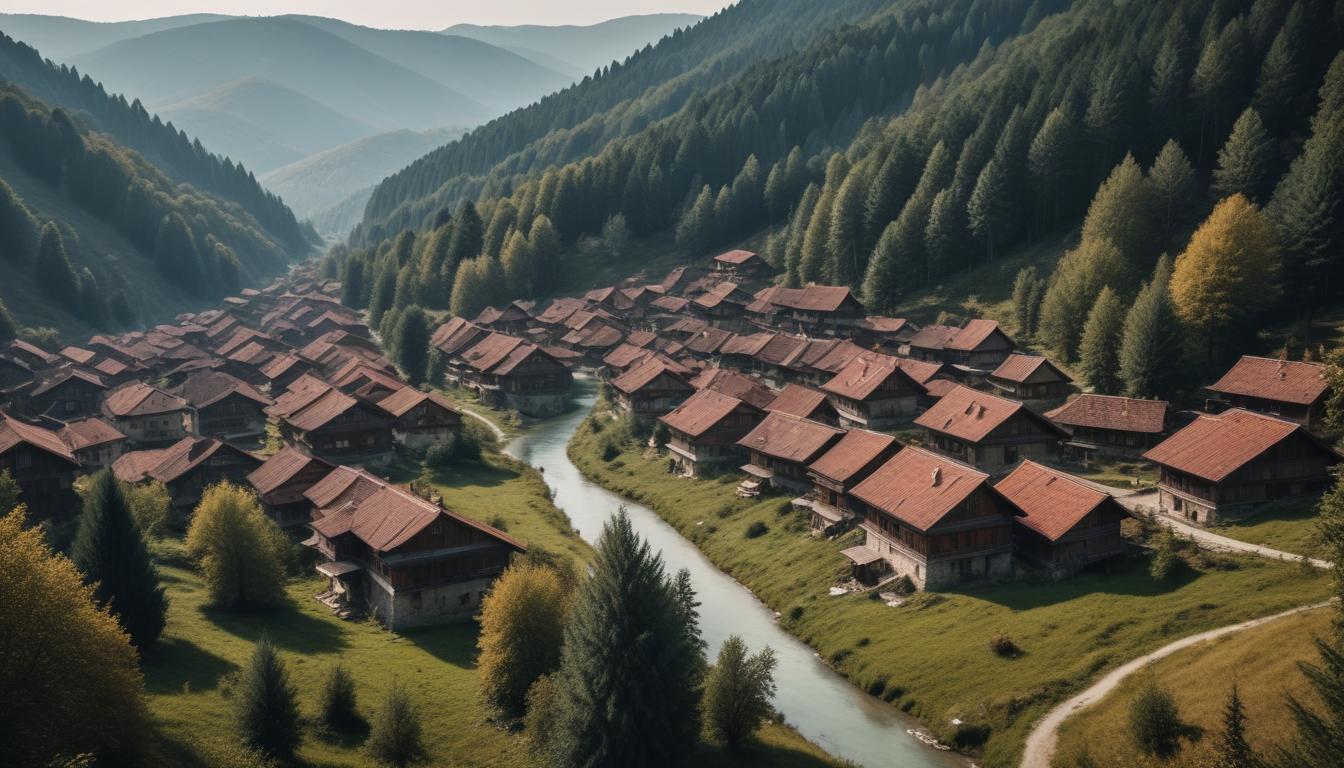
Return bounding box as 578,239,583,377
1019,601,1332,768
1116,489,1331,569
461,407,506,443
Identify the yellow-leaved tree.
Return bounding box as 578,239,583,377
186,482,289,608
1170,194,1281,362
0,507,149,765
477,560,575,718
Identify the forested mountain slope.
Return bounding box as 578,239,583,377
0,13,227,61
445,13,704,76
354,0,895,241
0,31,311,254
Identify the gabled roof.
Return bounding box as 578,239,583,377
60,346,96,365
111,448,167,482
266,374,332,419
32,365,107,396
145,436,260,483
304,465,384,510
736,411,843,463
856,317,909,334
989,354,1072,385
0,412,78,464
603,343,653,371
690,367,775,410
1143,408,1337,482
822,353,924,401
460,333,526,372
612,358,691,395
375,388,459,419
754,334,808,367
947,319,1010,351
713,249,762,266
807,429,899,485
104,382,190,418
533,297,586,325
495,344,566,376
285,389,373,432
58,417,126,451
810,340,878,375
683,326,736,355
767,384,832,419
659,388,753,438
719,332,774,357
433,320,490,357
994,461,1118,542
693,281,749,309
1045,394,1168,434
247,446,334,495
850,446,999,532
1207,356,1329,406
177,371,273,409
651,295,691,313
915,385,1066,443
893,357,950,385
906,324,960,350
769,286,862,313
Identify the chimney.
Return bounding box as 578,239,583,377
931,467,941,487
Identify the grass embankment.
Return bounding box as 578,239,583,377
568,418,1331,768
1213,498,1324,559
140,447,841,767
1052,606,1334,767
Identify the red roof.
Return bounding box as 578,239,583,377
659,389,751,438
247,446,334,495
377,388,459,419
58,417,126,451
767,384,832,419
1143,408,1337,482
713,249,760,265
461,333,526,372
684,327,735,355
947,319,1009,351
689,367,775,410
1045,394,1168,434
850,446,996,532
693,281,748,309
915,385,1065,443
754,334,808,367
111,449,167,482
146,436,259,483
807,429,899,484
612,358,690,395
0,412,78,463
177,370,273,409
719,332,774,357
651,295,690,313
736,411,843,463
893,357,948,385
104,382,189,418
856,317,909,334
1207,356,1329,406
810,341,879,375
768,286,860,313
602,343,653,370
822,354,923,401
906,324,960,351
994,461,1116,541
989,354,1071,385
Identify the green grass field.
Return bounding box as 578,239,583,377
137,447,843,767
1213,498,1324,559
1052,605,1334,767
568,420,1332,767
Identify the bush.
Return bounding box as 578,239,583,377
787,606,804,622
317,662,361,734
1149,530,1183,581
1129,676,1183,757
366,683,427,767
424,442,454,470
989,633,1021,658
600,439,621,462
744,520,769,539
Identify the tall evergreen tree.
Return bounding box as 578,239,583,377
675,185,717,254
342,255,368,309
924,187,967,279
34,222,78,303
826,163,868,286
1273,636,1344,766
0,177,37,261
861,219,903,313
1078,287,1127,395
968,158,1011,262
1212,684,1257,768
500,230,537,299
1150,23,1193,148
236,635,301,762
449,257,488,320
368,258,398,327
863,134,918,245
1081,154,1156,283
783,184,821,288
1011,266,1042,338
482,200,517,259
1038,238,1127,361
1028,106,1079,232
1253,4,1309,135
1146,140,1198,252
527,215,562,290
152,213,204,294
547,510,704,767
367,683,428,768
1120,257,1184,399
394,306,430,386
1212,108,1278,204
71,470,168,649
446,201,484,268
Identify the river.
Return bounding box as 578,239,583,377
505,380,969,768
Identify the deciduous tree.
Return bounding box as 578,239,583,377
185,482,288,608
702,635,777,751
477,562,573,718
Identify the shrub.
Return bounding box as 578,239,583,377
600,439,620,462
185,483,288,608
317,662,361,734
366,683,427,767
989,633,1021,658
1129,676,1183,757
744,520,769,539
1149,530,1183,581
787,606,804,622
424,442,454,470
236,636,300,761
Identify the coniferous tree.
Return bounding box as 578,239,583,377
1129,676,1182,758
1081,154,1156,283
392,262,417,312
1212,684,1257,768
342,255,368,309
1029,106,1079,232
893,141,954,287
1038,238,1127,361
1315,469,1344,631
1150,23,1193,148
394,306,430,386
1120,257,1184,399
1191,19,1247,165
528,215,562,290
152,212,204,293
924,187,967,279
783,184,821,288
1146,140,1198,252
500,230,537,299
71,470,168,649
482,200,517,259
676,185,717,254
968,158,1010,262
35,222,78,303
318,662,361,734
446,201,483,268
1011,266,1042,338
449,257,488,320
236,635,301,762
547,510,704,767
862,219,903,313
0,177,37,261
799,156,849,283
368,258,398,327
702,636,777,752
1078,287,1127,395
1253,4,1308,135
1273,636,1344,766
863,134,918,245
826,162,868,286
1212,109,1278,204
367,683,427,768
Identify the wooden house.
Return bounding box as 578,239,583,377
113,435,263,515
247,446,335,528
690,282,753,329
907,319,1015,369
304,468,525,629
659,389,764,477
267,380,395,463
717,332,774,373
986,355,1072,402
690,367,776,411
259,353,319,394
846,446,1021,589
766,383,840,426
821,354,927,429
1206,356,1330,429
377,388,462,451
457,333,573,417
711,249,771,281
766,286,866,336
735,411,843,495
914,385,1067,472
102,382,192,447
799,429,900,534
610,358,694,423
1045,394,1169,459
994,461,1127,578
27,367,107,418
176,371,273,440
854,316,914,350
0,412,80,523
56,417,127,468
1144,408,1339,525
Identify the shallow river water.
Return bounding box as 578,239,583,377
505,381,969,768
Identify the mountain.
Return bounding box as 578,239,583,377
280,16,573,114
261,127,466,234
158,76,375,173
68,16,492,131
0,13,227,61
444,13,703,76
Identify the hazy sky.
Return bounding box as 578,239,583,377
0,1,733,29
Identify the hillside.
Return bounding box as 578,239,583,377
260,127,467,232
158,76,375,172
444,13,703,76
0,13,227,60
68,17,492,131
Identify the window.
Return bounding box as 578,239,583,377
1004,446,1019,464
458,592,470,606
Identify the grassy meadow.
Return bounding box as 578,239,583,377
1213,498,1325,559
568,418,1332,767
1052,606,1335,767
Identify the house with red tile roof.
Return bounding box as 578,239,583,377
735,411,844,495
907,319,1015,369
689,281,755,330
690,367,776,411
659,389,765,477
247,446,335,528
986,354,1072,401
267,380,395,463
610,358,694,423
378,388,462,451
0,412,80,522
711,249,772,280
175,370,273,440
1206,356,1330,429
763,286,866,336
454,333,573,417
846,446,1021,589
854,316,915,349
102,381,192,447
822,353,928,429
1143,408,1339,525
766,383,840,426
56,417,127,468
801,429,901,534
915,385,1067,472
994,461,1127,578
26,366,107,419
303,467,525,629
1045,394,1169,459
113,435,262,514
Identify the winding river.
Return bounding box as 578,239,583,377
505,380,968,768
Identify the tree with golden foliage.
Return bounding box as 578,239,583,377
185,482,289,608
0,507,149,765
1170,194,1280,362
477,561,574,718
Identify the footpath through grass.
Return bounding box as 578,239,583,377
568,419,1332,768
1052,605,1334,767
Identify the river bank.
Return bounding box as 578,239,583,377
563,403,1332,768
